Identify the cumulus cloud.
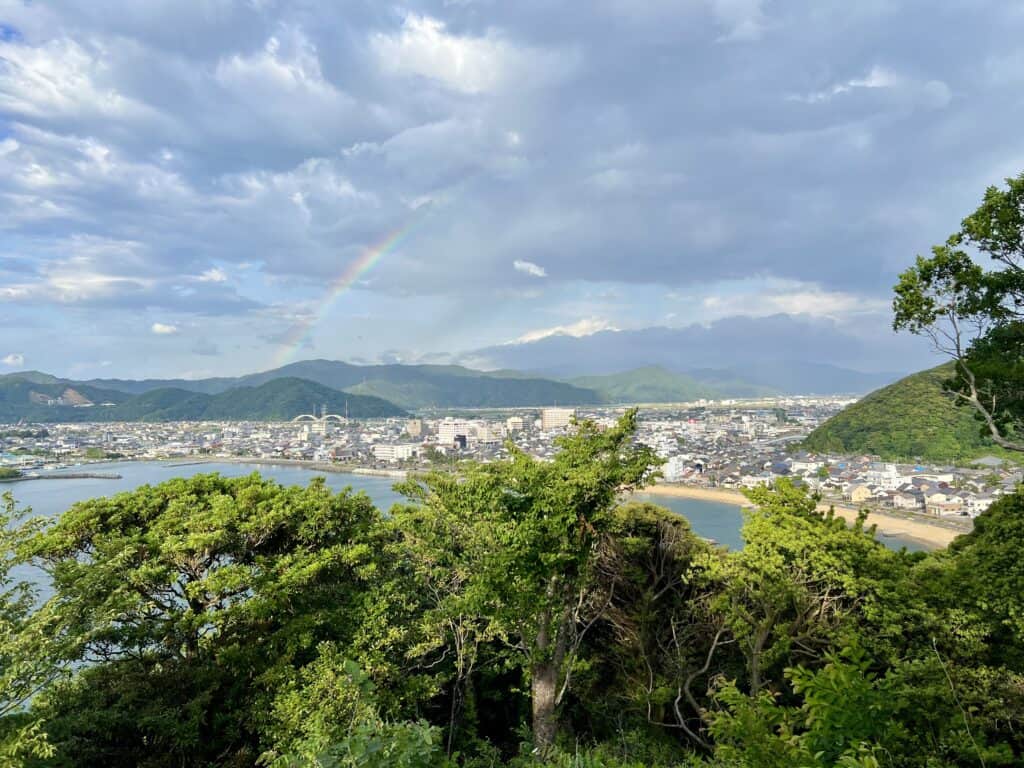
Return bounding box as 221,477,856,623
197,267,228,283
510,317,618,345
370,13,579,93
150,322,178,335
0,37,158,121
1,353,25,366
513,259,547,278
790,66,952,110
696,280,890,322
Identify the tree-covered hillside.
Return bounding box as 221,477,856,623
803,364,1002,461
0,377,404,422
85,360,603,409
0,375,130,422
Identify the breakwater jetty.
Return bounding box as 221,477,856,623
1,472,124,483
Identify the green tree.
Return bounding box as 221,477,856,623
0,493,58,765
259,645,448,768
893,171,1024,452
577,502,719,750
708,648,889,768
393,411,660,753
25,473,381,766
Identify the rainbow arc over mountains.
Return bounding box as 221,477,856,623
273,212,427,367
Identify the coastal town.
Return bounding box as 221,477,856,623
2,397,1016,529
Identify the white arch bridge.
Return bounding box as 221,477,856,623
291,413,348,424
290,403,350,428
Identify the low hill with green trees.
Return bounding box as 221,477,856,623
0,375,129,422
803,363,1003,461
83,359,603,409
0,376,404,422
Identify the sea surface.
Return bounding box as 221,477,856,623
5,461,926,558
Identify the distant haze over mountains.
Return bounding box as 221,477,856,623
469,315,912,385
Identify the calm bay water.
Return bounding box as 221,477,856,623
5,461,924,554
6,461,407,522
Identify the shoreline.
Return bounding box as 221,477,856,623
639,483,966,550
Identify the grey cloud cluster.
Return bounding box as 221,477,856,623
0,0,1021,375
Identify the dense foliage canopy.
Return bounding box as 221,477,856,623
1,413,1023,767
893,170,1024,453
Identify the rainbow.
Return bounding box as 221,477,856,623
272,211,428,367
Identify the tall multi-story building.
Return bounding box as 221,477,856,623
505,416,524,433
541,408,576,431
438,418,472,446
406,419,423,437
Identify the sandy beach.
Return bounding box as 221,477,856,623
639,483,967,550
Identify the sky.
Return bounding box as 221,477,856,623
1,0,1022,379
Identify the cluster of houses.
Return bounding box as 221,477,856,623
783,455,1015,518
656,437,1017,520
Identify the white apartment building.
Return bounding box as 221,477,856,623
541,408,576,431
438,419,472,445
372,443,421,462
506,416,524,433
866,463,905,490
663,455,691,482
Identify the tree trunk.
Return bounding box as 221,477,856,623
531,608,560,755
531,657,559,754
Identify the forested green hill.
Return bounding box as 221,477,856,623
0,376,404,422
84,359,602,409
0,376,129,422
803,363,1001,461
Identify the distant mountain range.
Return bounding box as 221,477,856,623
83,360,602,410
0,354,907,424
803,364,1007,462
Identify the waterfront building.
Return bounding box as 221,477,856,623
372,443,421,462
